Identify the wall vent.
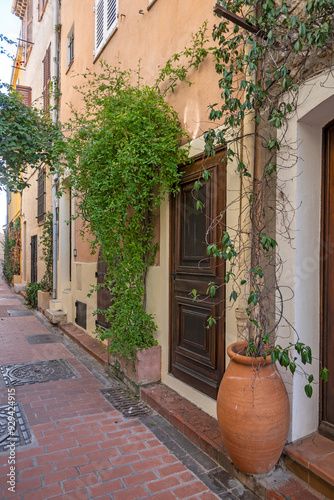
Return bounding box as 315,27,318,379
75,301,87,330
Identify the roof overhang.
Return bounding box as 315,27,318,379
11,0,27,20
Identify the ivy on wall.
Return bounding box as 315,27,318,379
65,66,191,360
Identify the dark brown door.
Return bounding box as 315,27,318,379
321,123,334,439
96,248,112,330
170,152,225,399
31,235,37,283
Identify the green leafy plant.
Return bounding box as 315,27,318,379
39,212,53,292
1,229,14,284
0,86,64,191
1,219,21,284
64,64,193,361
191,0,333,396
25,282,43,309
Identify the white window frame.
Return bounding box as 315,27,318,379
148,0,158,9
94,0,118,57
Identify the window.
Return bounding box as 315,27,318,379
37,169,45,224
23,0,33,63
67,25,74,69
42,44,51,110
38,0,48,20
94,0,118,56
16,85,32,107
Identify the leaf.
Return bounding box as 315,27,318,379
202,170,211,181
290,362,296,374
320,367,329,382
305,384,313,398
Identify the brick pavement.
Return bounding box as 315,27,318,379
0,277,256,500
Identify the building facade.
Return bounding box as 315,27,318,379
9,0,334,455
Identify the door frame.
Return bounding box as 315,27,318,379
320,119,334,440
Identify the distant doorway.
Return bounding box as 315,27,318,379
30,235,37,283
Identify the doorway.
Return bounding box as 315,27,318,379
321,121,334,439
170,152,226,399
30,235,37,283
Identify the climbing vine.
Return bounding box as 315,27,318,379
65,64,195,360
1,218,21,284
191,0,334,395
39,211,53,292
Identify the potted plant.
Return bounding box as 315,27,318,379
190,0,331,474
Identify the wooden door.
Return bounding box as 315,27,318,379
321,123,334,439
30,235,37,283
170,152,225,399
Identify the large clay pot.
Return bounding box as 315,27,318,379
217,341,290,475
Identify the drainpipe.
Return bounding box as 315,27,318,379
52,0,59,299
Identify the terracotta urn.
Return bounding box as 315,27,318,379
217,341,290,475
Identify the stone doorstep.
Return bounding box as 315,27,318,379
44,308,67,325
57,321,327,500
13,283,26,294
284,433,334,499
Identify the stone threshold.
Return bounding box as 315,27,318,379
284,432,334,499
58,322,327,500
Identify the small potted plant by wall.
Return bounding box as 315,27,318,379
190,0,331,474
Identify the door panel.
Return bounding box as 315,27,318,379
31,235,37,283
171,152,225,399
321,123,334,439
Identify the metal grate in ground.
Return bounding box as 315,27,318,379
6,310,34,317
100,387,153,418
0,403,31,452
0,359,80,387
25,334,58,345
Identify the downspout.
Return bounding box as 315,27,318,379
52,0,59,299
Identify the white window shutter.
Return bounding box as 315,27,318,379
95,0,118,55
107,0,118,33
95,0,104,50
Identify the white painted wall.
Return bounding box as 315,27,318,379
278,70,334,442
